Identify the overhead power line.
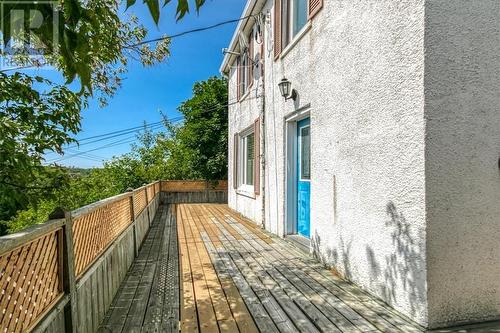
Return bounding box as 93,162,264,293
69,97,239,148
1,15,256,73
77,120,164,142
47,137,139,163
47,116,185,163
46,92,258,164
126,14,256,48
66,121,172,149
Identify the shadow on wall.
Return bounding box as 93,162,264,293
312,228,353,279
312,201,426,319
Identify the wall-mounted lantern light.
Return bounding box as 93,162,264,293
278,77,297,101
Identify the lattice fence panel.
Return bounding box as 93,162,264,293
72,197,131,278
133,189,147,217
146,185,155,203
0,230,63,332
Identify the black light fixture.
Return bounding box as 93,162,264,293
278,77,297,101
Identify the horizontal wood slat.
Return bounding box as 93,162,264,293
274,0,282,59
72,197,131,278
161,180,228,192
309,0,323,19
0,230,63,333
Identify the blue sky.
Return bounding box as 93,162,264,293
43,0,245,168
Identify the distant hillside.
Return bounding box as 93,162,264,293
64,166,96,177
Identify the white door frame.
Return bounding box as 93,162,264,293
284,106,310,236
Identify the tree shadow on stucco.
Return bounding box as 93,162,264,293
368,201,427,318
311,228,353,280
311,201,426,320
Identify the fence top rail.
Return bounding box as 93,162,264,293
71,191,133,219
161,180,228,192
161,180,225,183
0,218,65,256
133,184,148,193
72,180,163,219
135,180,161,192
0,180,214,256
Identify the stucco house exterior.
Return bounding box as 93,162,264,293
220,0,500,329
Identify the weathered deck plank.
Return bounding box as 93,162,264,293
99,205,179,333
100,203,429,333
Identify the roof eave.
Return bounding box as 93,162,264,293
219,0,265,75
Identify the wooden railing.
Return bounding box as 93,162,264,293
0,226,64,333
161,180,228,204
160,180,228,192
0,180,226,333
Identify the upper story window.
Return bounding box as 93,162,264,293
238,53,249,97
237,31,254,100
274,0,323,59
290,0,308,40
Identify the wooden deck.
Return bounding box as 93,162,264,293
100,203,428,333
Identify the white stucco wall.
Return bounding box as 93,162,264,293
225,0,500,328
227,23,264,225
424,0,500,328
261,0,429,325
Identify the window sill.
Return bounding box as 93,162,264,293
280,22,312,60
238,87,252,103
236,186,256,199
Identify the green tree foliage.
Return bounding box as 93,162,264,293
103,76,229,182
0,0,202,89
162,76,229,180
0,76,228,235
1,0,207,224
0,73,82,221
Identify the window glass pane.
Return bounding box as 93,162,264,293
246,133,255,185
293,0,307,36
301,126,310,180
241,55,247,95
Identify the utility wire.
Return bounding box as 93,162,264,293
47,137,139,163
46,92,258,163
1,15,256,73
66,99,236,148
65,149,106,162
48,118,180,163
67,99,238,151
77,121,165,141
66,122,166,148
125,14,256,48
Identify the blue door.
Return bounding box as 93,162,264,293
296,118,311,238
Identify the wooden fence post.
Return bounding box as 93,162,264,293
62,212,78,333
128,191,138,257
205,180,209,203
159,181,164,204
144,186,150,227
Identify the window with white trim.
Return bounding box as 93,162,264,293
274,0,323,59
291,0,308,37
239,130,255,188
237,30,254,100
238,52,249,97
283,0,308,46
